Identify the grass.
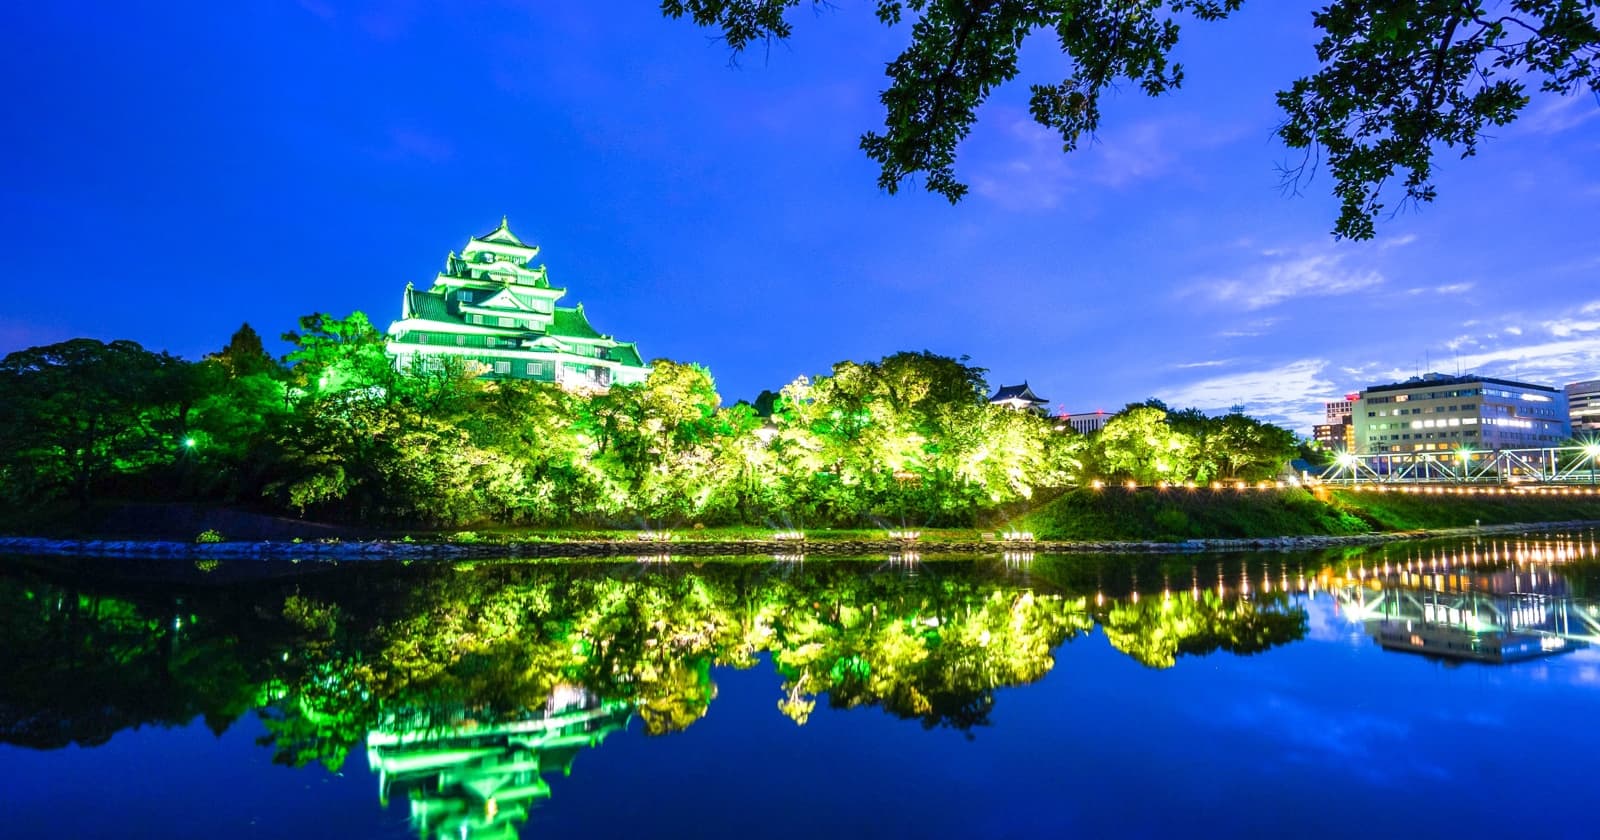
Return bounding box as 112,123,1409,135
1020,487,1371,541
1020,485,1600,542
1327,488,1600,530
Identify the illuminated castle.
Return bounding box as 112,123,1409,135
385,218,650,390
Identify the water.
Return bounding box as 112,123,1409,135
3,531,1599,839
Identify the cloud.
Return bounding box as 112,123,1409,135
1542,299,1600,336
1174,359,1234,369
1379,233,1418,250
1451,331,1600,386
1217,317,1281,339
969,112,1244,211
1205,248,1384,310
1160,358,1334,430
1519,91,1600,135
1404,282,1474,296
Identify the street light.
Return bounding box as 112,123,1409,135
1584,442,1600,485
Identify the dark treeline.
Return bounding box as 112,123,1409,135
0,314,1299,528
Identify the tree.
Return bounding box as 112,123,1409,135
214,322,279,379
0,339,194,508
281,311,393,399
664,0,1600,238
1094,405,1197,483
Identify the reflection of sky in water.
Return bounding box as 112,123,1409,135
5,545,1600,839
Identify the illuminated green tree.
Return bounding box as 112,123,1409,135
280,311,393,399
1094,405,1197,484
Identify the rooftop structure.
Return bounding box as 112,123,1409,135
385,218,650,391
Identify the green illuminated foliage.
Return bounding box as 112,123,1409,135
1101,589,1307,669
281,311,393,399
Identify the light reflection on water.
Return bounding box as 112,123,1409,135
1,529,1599,838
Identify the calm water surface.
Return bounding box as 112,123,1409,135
3,531,1599,839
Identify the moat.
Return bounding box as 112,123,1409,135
3,530,1598,838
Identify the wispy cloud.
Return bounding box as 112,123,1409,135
1160,358,1334,430
1205,247,1384,310
1174,359,1234,369
1543,300,1600,337
1217,317,1280,339
969,111,1244,211
1404,282,1474,296
1520,91,1600,135
1379,233,1418,250
1443,299,1600,385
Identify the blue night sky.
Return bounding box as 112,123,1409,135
2,2,1597,430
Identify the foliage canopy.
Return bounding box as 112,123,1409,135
662,0,1600,238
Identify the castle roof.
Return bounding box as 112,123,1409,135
472,216,528,247
990,383,1047,405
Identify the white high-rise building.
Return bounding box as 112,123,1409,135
1353,373,1570,455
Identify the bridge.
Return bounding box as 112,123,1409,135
1319,443,1600,487
1323,536,1600,662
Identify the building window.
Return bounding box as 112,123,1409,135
418,334,429,344
456,336,465,346
527,362,542,376
494,361,511,375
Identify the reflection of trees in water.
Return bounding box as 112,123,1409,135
0,556,1318,767
1100,592,1307,669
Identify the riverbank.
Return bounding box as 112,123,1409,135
1019,486,1600,540
4,489,1598,562
2,518,1595,562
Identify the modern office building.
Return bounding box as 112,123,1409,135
1352,373,1570,454
385,218,650,390
1313,395,1358,450
1567,379,1600,434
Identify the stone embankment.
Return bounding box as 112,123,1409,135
2,519,1593,562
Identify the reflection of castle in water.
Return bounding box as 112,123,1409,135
1330,539,1600,664
367,686,631,839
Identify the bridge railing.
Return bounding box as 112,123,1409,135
1319,444,1600,486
